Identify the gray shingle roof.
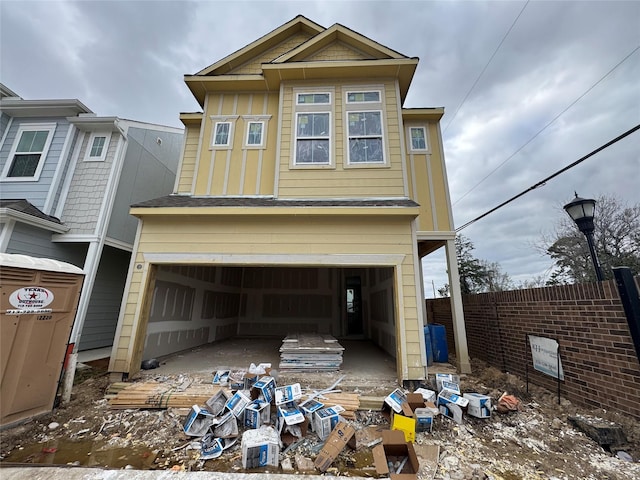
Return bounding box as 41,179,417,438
132,195,419,209
0,199,62,224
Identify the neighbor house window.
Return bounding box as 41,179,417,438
1,123,56,180
345,89,386,165
84,132,111,162
293,90,333,166
409,126,428,151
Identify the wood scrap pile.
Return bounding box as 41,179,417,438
107,381,230,409
279,334,344,372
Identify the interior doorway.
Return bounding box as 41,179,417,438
345,275,363,336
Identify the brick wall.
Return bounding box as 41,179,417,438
426,278,640,419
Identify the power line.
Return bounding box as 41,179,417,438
453,45,640,207
455,124,640,232
443,0,530,134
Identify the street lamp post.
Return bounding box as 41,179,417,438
563,193,604,282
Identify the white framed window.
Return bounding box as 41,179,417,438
344,88,387,166
409,126,428,151
1,123,56,181
84,132,111,162
241,115,271,149
346,90,381,104
293,88,334,167
246,122,263,146
213,122,231,146
347,111,384,163
296,92,331,105
295,112,331,164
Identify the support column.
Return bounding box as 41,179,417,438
445,238,471,373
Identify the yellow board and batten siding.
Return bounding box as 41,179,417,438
111,214,424,379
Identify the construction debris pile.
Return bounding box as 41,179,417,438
279,334,345,372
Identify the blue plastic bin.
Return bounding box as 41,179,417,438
428,323,449,363
423,326,434,366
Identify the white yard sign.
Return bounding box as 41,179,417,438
528,335,564,380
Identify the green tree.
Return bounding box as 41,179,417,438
438,235,512,296
543,195,640,283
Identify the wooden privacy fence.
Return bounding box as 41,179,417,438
426,278,640,419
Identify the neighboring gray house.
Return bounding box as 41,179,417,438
0,84,183,352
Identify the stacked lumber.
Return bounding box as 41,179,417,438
107,381,229,409
279,334,344,372
302,392,360,420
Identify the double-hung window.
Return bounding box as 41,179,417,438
345,89,385,165
294,90,332,166
2,123,56,180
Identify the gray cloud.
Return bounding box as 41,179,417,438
2,0,638,294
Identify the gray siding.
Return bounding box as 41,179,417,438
50,128,80,216
60,131,119,234
6,222,87,267
0,112,10,140
0,117,71,210
78,245,130,350
107,127,182,244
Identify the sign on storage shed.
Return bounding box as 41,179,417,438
0,253,84,428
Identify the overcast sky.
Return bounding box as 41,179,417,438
2,0,639,296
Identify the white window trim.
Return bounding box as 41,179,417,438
241,115,271,149
296,92,331,106
84,131,112,162
345,89,382,104
293,111,332,167
209,115,238,149
408,126,429,153
1,122,57,182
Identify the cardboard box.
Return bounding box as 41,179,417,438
205,390,230,416
244,400,270,429
275,383,302,405
435,374,460,392
241,426,280,469
251,376,276,403
300,398,324,429
225,390,252,418
229,370,258,391
437,388,469,408
372,430,420,479
414,407,435,433
313,405,345,441
384,388,408,413
277,401,305,426
182,405,215,437
392,413,416,442
439,403,463,424
212,369,230,385
463,393,492,418
414,387,436,403
279,417,310,446
313,421,356,472
212,410,239,438
441,380,460,393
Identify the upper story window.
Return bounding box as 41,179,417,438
84,132,111,162
1,123,56,181
241,115,271,149
409,126,428,151
345,90,385,165
213,122,231,146
209,115,239,149
293,89,333,166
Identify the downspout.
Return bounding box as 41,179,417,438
62,122,128,402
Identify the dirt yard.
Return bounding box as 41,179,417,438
1,358,638,479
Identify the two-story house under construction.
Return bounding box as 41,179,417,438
0,84,183,359
109,16,470,383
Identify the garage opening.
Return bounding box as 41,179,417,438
141,265,398,374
